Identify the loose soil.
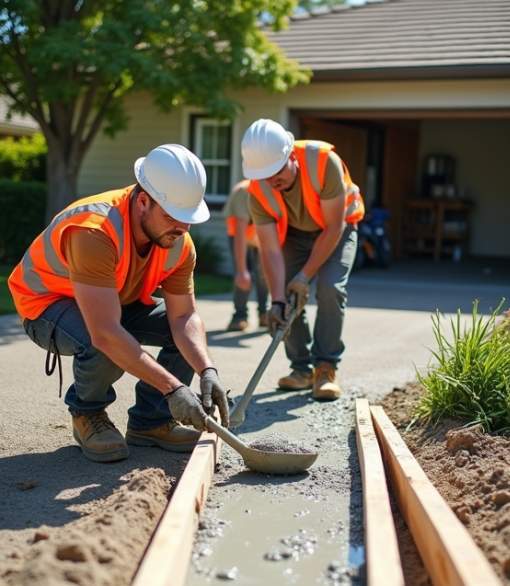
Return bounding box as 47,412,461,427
0,468,173,586
381,381,510,586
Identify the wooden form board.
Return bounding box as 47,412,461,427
132,431,222,586
355,399,405,586
370,406,502,586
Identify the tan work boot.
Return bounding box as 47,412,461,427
125,422,201,453
258,313,268,328
312,363,340,401
278,370,313,391
227,316,248,332
72,411,129,462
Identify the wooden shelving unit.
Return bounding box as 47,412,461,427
402,198,474,261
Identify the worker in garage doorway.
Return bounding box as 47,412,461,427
9,144,230,462
223,178,269,332
241,119,365,401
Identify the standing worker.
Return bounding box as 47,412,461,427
9,144,229,462
223,179,269,331
241,119,364,401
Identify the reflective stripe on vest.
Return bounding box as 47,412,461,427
8,186,191,321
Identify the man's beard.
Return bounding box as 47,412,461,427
140,215,184,249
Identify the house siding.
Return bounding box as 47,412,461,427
78,78,510,262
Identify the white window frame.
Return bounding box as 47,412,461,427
193,117,232,205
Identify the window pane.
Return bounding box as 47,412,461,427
217,125,231,159
204,164,214,194
217,165,230,195
201,125,215,159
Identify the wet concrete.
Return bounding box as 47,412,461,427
186,260,509,586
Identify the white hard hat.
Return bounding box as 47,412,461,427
134,144,209,224
241,119,294,180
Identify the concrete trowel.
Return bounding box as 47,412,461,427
206,416,318,475
228,294,298,429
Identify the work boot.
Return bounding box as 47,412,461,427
227,316,248,332
72,411,129,462
278,370,313,391
258,313,268,328
125,422,201,453
312,363,340,401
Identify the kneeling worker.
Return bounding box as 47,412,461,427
241,119,364,401
9,144,229,462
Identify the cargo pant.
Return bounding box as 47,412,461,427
282,224,358,374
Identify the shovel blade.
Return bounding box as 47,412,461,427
243,450,318,475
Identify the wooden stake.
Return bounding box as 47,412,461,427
132,431,222,586
355,399,405,586
371,405,502,586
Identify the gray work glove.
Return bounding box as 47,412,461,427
199,367,230,428
285,272,309,315
165,385,207,431
267,300,291,338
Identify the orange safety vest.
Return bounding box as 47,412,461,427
225,217,257,246
8,185,192,322
248,140,365,244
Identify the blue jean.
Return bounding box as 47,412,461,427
228,237,269,319
282,224,358,373
23,298,193,431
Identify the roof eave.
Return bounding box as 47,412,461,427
311,64,510,82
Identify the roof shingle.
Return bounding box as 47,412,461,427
265,0,510,80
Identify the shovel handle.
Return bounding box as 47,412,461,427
229,294,298,427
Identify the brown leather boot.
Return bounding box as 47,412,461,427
312,363,340,401
72,411,129,462
227,317,248,331
277,370,313,391
125,422,201,453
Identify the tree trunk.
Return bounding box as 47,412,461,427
45,144,81,224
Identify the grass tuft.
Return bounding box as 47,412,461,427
416,299,510,433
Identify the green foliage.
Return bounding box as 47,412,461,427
0,133,47,182
0,1,310,134
0,264,15,315
190,229,226,275
194,274,232,296
0,179,46,263
416,300,510,433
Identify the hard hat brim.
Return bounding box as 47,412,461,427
242,155,289,180
134,157,210,224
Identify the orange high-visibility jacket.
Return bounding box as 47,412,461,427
225,217,257,245
248,140,365,244
9,185,192,322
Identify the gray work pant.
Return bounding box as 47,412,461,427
282,224,357,373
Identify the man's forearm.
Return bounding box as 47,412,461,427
169,311,215,374
260,248,286,301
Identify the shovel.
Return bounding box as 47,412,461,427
229,294,298,429
206,416,318,475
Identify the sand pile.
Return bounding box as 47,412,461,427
0,468,171,586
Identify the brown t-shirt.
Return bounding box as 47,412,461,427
248,150,346,231
63,227,195,305
223,179,251,221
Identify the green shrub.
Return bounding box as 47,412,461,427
0,133,47,182
0,179,46,263
416,300,510,433
190,228,226,275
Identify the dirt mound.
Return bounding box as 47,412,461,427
381,382,510,584
0,468,171,586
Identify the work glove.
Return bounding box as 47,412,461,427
285,272,309,315
267,300,291,338
165,385,207,431
200,367,230,428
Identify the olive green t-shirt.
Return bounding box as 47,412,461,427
248,150,346,231
62,227,196,305
222,179,251,221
